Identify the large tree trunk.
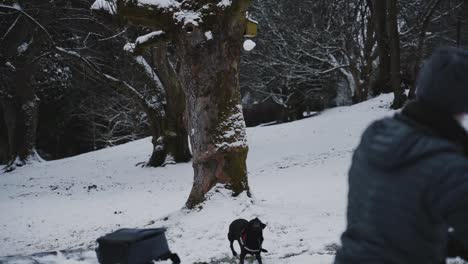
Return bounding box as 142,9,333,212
178,23,250,208
117,0,251,209
0,13,42,171
1,92,41,172
372,0,392,95
147,45,191,167
387,0,405,109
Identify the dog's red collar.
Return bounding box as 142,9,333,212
240,229,261,253
241,230,247,244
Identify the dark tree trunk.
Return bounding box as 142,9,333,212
118,0,251,209
0,106,8,165
361,1,376,102
372,0,392,95
147,45,191,167
1,90,41,171
0,14,42,171
462,0,468,47
387,0,405,109
177,23,249,208
146,108,166,167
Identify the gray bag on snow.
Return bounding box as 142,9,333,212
96,228,180,264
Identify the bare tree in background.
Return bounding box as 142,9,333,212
241,0,379,115
0,0,188,170
372,0,404,108
399,0,464,98
387,0,405,108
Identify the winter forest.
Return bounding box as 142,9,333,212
1,0,468,263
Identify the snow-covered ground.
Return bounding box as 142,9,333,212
0,95,395,263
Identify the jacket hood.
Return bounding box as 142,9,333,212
359,116,460,169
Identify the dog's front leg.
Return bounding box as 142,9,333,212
255,253,263,264
230,239,237,256
239,250,247,264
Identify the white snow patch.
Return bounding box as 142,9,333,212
174,10,201,26
123,42,135,53
0,95,397,263
134,56,164,94
163,154,175,166
136,0,179,9
204,31,213,40
135,31,165,46
90,0,116,15
12,3,22,10
153,260,172,264
17,42,29,54
5,61,15,71
246,12,258,24
217,0,232,8
243,39,256,51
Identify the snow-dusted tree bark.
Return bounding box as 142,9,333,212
147,45,191,167
115,0,251,208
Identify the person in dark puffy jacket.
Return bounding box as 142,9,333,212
334,47,468,264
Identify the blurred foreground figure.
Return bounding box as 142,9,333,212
335,47,468,264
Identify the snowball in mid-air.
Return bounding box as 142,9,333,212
243,39,256,51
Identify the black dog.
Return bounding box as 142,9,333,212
228,218,268,264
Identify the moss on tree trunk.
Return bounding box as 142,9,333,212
178,23,250,208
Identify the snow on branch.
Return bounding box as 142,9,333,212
117,0,248,32
174,9,202,26
91,0,117,15
121,31,170,54
134,0,180,9
217,0,232,8
134,56,164,89
136,31,165,45
55,46,154,112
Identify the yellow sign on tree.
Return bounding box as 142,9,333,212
244,16,258,38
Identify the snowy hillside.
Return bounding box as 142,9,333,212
0,95,394,263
